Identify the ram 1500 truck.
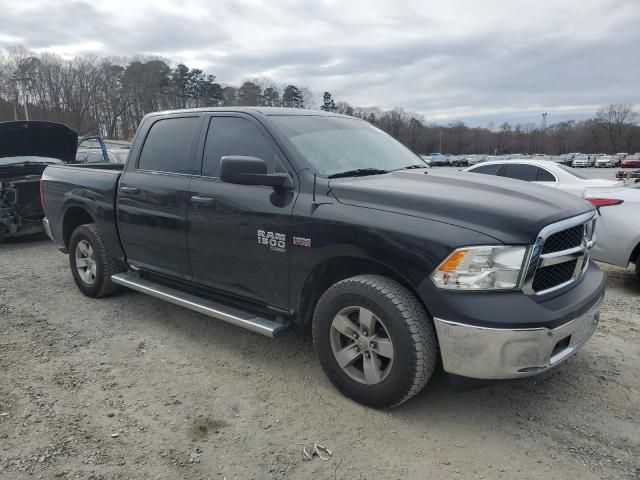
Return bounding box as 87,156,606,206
41,108,605,408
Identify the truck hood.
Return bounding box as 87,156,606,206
329,170,595,244
0,121,77,163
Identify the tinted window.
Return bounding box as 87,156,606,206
138,117,200,173
503,164,537,181
470,164,501,175
202,117,280,177
536,167,556,182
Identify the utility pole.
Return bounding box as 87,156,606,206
541,112,548,131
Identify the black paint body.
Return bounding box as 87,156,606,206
42,108,605,330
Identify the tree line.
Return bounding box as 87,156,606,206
1,47,638,155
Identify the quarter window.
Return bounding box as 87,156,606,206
535,167,556,182
202,116,281,177
138,117,201,174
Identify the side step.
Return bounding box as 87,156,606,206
111,272,287,338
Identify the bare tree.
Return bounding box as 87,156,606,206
596,104,638,153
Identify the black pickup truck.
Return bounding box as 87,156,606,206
41,108,605,408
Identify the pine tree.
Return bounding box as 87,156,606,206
321,91,336,111
282,85,303,108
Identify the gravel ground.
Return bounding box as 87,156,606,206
1,237,639,480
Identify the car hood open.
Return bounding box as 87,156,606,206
0,121,77,163
329,170,595,244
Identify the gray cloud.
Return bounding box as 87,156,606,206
2,0,639,126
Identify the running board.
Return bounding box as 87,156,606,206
111,272,286,338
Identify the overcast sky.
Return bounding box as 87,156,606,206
1,0,639,126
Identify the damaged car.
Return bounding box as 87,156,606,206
0,121,77,240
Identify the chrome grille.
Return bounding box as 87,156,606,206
522,212,597,295
532,259,578,292
541,225,583,254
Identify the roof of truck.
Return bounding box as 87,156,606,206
146,107,351,118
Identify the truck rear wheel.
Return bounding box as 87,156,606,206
69,224,120,298
312,274,437,408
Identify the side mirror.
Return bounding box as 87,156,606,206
220,156,293,189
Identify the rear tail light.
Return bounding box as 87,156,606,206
586,198,623,208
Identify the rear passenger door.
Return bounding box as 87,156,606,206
187,113,296,309
117,114,204,280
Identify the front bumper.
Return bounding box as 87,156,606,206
434,294,602,380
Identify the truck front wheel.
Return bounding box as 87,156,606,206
69,224,120,298
312,275,437,408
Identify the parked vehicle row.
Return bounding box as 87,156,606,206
422,152,638,168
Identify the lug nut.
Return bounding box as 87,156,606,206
362,330,368,336
365,352,370,358
353,333,359,339
370,341,376,348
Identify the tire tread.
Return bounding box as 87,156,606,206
313,274,437,408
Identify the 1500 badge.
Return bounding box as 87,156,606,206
258,230,286,253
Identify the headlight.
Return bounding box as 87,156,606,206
431,246,527,291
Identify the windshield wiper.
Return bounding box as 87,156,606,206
394,164,429,171
327,168,389,179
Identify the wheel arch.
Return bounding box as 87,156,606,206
62,206,95,248
295,256,427,329
630,240,640,265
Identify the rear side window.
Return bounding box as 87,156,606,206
138,117,201,174
503,164,537,181
470,164,501,175
536,167,556,182
202,116,280,177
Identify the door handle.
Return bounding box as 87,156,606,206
120,186,139,194
190,195,215,205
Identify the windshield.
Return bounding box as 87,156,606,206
269,115,425,176
557,164,592,179
0,155,62,167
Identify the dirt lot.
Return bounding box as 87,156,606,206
1,237,639,480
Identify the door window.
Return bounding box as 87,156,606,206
503,164,538,181
138,117,201,174
470,164,501,175
201,116,281,177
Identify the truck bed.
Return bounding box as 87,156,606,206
41,164,124,258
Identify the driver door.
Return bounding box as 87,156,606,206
187,113,297,309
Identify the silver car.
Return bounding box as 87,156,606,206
585,183,640,281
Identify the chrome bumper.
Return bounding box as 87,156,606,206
433,297,602,379
42,217,55,242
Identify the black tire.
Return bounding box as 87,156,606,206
69,224,120,298
312,274,437,408
636,261,640,282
